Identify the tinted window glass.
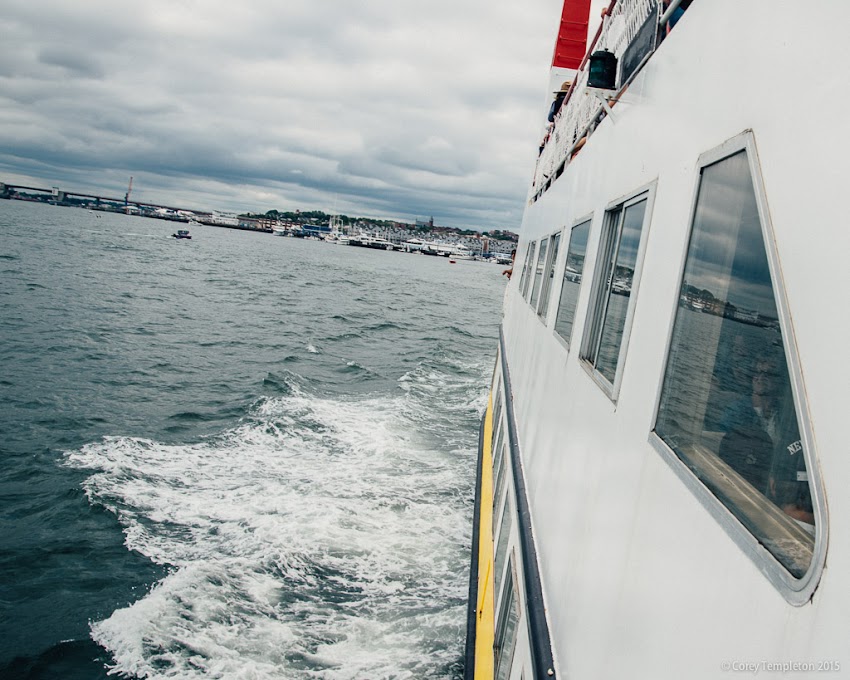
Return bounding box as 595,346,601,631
494,559,520,680
494,496,512,595
493,440,508,517
492,422,505,496
520,243,536,299
583,197,648,388
529,237,549,308
491,391,503,456
537,232,561,320
594,200,646,382
655,150,815,578
554,220,591,345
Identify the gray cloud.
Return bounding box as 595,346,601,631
37,47,104,78
0,0,562,229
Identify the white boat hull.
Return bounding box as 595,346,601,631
469,3,850,678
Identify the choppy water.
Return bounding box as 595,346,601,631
0,201,505,679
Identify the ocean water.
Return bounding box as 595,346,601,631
0,201,505,679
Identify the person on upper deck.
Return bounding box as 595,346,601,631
547,80,572,123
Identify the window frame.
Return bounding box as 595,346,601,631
494,554,521,680
492,387,504,456
490,354,502,419
493,492,513,598
580,183,656,401
647,131,827,604
536,230,562,323
552,214,594,352
493,435,509,519
519,241,537,300
528,236,550,309
490,350,509,521
491,411,507,511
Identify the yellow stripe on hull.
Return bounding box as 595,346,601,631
474,392,495,679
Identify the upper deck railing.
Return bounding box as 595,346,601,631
532,0,689,199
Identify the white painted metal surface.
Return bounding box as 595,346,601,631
498,2,850,678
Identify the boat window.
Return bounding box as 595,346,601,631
492,397,505,471
519,242,537,299
517,246,528,294
490,357,502,412
493,438,508,517
494,495,512,596
654,149,817,580
582,194,649,389
494,556,520,680
492,390,503,459
537,232,561,321
529,237,550,308
492,421,505,487
553,219,591,347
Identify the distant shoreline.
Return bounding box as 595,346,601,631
2,193,518,262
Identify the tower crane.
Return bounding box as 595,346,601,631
124,176,133,207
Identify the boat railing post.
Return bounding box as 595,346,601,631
659,0,684,28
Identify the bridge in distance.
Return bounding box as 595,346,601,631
0,182,201,215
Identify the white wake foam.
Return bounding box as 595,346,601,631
65,374,484,679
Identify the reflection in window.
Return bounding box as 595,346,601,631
494,496,512,596
494,557,520,680
519,242,537,299
583,197,648,385
654,150,815,578
554,220,591,346
492,419,504,471
537,232,561,320
529,237,549,308
493,440,508,517
492,410,506,515
491,391,503,459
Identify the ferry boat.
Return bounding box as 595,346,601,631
466,1,848,678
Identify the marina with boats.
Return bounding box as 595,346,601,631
2,185,517,263
468,1,848,678
273,219,508,262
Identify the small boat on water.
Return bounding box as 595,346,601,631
172,229,191,239
467,2,848,679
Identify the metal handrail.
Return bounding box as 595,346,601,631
532,0,671,197
660,0,685,27
498,327,557,679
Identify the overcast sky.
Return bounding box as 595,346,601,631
0,0,573,231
